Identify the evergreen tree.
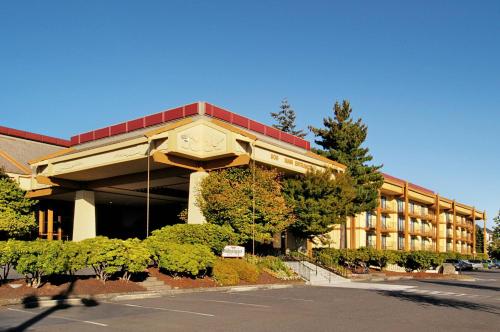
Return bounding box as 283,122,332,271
270,99,306,138
493,210,500,241
0,168,37,238
309,100,384,214
283,169,356,239
476,227,484,253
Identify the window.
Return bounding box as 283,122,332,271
398,216,405,231
381,236,387,250
410,202,415,213
382,215,387,229
410,218,417,232
366,233,376,248
411,237,416,251
398,235,404,250
397,199,404,213
381,196,387,209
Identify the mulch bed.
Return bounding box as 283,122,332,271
0,276,146,299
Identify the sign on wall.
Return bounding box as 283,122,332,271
221,245,245,258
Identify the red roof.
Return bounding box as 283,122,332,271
70,102,311,150
382,172,434,195
0,125,70,147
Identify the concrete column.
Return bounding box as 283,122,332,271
73,190,96,241
187,171,208,224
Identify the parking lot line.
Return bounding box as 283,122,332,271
197,299,270,308
7,308,108,327
227,292,314,302
106,302,215,317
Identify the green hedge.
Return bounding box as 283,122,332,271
314,248,486,272
213,258,260,285
148,224,240,255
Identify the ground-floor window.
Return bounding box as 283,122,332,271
381,235,387,250
366,233,376,248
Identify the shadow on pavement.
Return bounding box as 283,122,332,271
7,278,100,332
416,280,500,292
376,290,499,315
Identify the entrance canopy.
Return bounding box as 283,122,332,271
26,102,345,240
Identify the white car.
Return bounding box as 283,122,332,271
468,260,483,270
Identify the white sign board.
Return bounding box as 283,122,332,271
222,245,245,258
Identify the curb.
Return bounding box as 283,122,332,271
0,283,298,308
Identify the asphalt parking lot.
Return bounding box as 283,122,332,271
1,270,498,332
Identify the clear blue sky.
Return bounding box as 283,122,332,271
1,1,499,227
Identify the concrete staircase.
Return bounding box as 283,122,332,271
286,261,350,286
137,276,172,293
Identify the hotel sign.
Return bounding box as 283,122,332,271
222,245,245,258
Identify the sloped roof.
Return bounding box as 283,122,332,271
0,134,63,175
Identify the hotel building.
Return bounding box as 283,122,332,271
0,102,487,254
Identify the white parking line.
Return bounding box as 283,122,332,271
228,292,314,302
198,299,270,308
7,308,108,327
106,302,215,317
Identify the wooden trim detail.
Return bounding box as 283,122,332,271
376,190,381,250
404,182,409,251
144,118,194,138
472,206,476,254
435,194,440,253
26,188,54,198
0,150,31,174
205,154,250,171
209,119,258,141
29,148,75,165
305,151,346,170
452,200,457,252
47,208,54,241
152,151,202,171
38,210,45,237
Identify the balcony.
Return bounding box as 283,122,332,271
380,205,397,214
420,229,435,238
381,225,397,233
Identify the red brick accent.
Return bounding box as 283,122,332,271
110,123,127,136
163,107,184,122
184,103,199,116
127,118,144,131
145,112,163,127
94,127,110,140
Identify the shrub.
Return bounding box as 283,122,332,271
157,242,215,277
213,259,239,286
63,241,86,275
119,238,151,281
80,237,124,282
149,224,239,254
212,258,260,285
255,256,295,279
0,240,22,281
14,240,67,288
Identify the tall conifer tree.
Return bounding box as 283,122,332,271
309,100,384,215
271,99,306,138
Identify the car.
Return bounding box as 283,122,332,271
456,260,473,271
444,259,471,271
468,259,483,270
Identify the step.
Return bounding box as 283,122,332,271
145,285,172,291
139,281,165,287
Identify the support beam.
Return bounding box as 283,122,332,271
73,190,96,241
484,211,488,256
350,216,356,249
38,210,45,238
187,171,208,224
435,194,440,253
57,215,62,240
47,208,54,240
376,190,381,250
404,182,409,251
472,207,476,255
452,200,457,252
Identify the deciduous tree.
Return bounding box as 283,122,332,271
0,169,37,238
198,166,294,244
